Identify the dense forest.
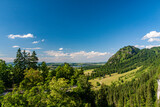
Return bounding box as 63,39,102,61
0,46,160,106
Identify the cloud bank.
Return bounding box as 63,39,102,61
142,31,160,42
43,50,112,62
135,45,145,48
145,45,160,49
0,57,14,62
23,47,42,50
8,33,34,39
135,44,160,49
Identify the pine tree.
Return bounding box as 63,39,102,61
13,48,25,84
41,61,49,81
22,50,28,69
30,51,38,69
27,52,31,69
146,79,155,107
14,48,24,70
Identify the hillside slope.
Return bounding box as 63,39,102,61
90,46,160,78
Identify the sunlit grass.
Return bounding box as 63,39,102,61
89,67,141,90
84,69,94,75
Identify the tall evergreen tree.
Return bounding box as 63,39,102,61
41,61,49,81
30,51,38,69
27,52,31,69
146,79,155,107
22,50,28,69
14,48,24,69
13,48,25,84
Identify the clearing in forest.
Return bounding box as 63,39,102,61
84,69,94,75
89,67,141,90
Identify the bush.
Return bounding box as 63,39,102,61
0,80,4,94
96,82,101,86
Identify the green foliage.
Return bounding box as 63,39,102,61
55,63,75,80
47,69,56,80
47,77,77,106
14,48,25,70
0,80,4,94
0,59,94,106
0,60,13,87
30,51,38,70
23,85,47,107
95,84,107,106
40,61,49,81
20,68,43,90
13,49,39,85
146,79,155,107
74,75,94,105
94,63,160,107
1,91,28,107
96,82,101,86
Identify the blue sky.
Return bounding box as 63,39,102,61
1,0,160,62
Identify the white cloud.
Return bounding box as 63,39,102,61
59,48,63,51
43,50,112,62
140,31,160,49
8,33,34,39
39,57,71,63
45,51,68,57
23,47,42,50
142,31,160,40
148,38,160,42
145,45,160,49
12,45,20,48
41,39,45,42
134,44,160,49
0,57,14,62
32,39,45,44
21,50,31,53
135,45,145,48
25,50,31,53
70,51,109,59
135,44,160,49
32,41,39,44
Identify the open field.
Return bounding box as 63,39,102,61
89,67,141,90
84,69,94,75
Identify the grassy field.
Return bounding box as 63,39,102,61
84,69,94,75
89,67,141,90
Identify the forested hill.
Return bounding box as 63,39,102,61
108,45,140,64
91,45,160,78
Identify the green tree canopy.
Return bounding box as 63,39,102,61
20,68,43,90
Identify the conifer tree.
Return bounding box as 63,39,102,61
41,61,49,81
146,79,155,107
14,48,24,70
13,48,25,84
30,51,38,69
22,50,28,69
